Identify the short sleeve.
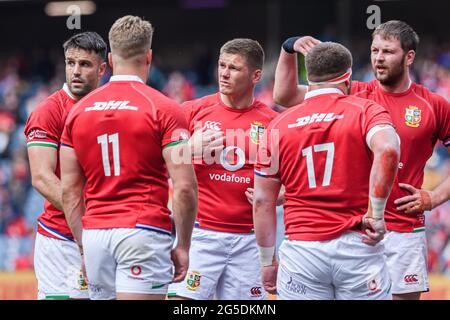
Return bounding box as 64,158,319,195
60,111,75,148
181,100,196,134
159,101,190,149
351,80,370,96
431,93,450,147
362,101,394,139
24,99,62,149
254,124,280,180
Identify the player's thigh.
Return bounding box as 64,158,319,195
333,232,392,300
34,233,88,300
276,240,334,300
383,231,429,295
82,229,117,300
167,228,227,300
218,234,266,300
112,228,174,297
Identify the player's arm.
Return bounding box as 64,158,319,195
60,146,86,249
253,175,282,294
395,163,450,213
273,36,321,107
362,125,400,245
27,147,64,211
163,142,198,283
245,185,285,206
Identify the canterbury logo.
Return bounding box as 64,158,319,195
250,286,262,296
85,101,138,112
204,121,221,131
404,274,418,283
288,113,344,128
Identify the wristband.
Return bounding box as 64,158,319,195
282,37,300,54
369,196,387,220
419,190,432,211
258,245,275,267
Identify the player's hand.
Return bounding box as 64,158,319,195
361,214,386,246
394,183,433,213
293,36,322,56
189,127,224,157
245,187,254,205
171,246,189,283
262,263,278,294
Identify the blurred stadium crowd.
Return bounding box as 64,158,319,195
0,36,448,275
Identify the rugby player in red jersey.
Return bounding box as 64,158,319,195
167,38,278,300
254,42,400,299
272,20,450,300
24,32,107,300
60,16,197,300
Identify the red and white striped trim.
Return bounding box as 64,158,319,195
308,68,352,85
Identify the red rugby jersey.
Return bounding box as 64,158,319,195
183,93,277,233
352,80,450,232
255,88,393,241
24,84,77,241
61,75,189,234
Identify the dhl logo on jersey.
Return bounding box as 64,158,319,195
404,106,421,128
288,113,344,129
85,100,138,112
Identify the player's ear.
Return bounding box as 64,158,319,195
98,61,107,79
146,49,152,67
108,52,113,69
405,50,415,67
253,69,262,84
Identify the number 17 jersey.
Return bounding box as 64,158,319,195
255,88,393,241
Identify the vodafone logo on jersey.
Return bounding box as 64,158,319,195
288,113,344,129
85,100,138,112
220,146,245,171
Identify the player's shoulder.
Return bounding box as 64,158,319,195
182,93,220,110
32,89,68,115
351,79,378,96
252,99,278,120
411,82,449,107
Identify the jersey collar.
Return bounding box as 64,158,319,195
110,75,145,83
62,83,77,101
305,88,344,100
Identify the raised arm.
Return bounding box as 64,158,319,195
163,142,198,283
273,36,321,107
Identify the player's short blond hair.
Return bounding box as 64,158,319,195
109,15,153,59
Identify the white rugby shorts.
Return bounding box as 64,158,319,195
167,227,266,300
82,228,173,299
277,231,392,300
382,230,429,294
34,232,89,299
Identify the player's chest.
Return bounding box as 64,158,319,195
376,96,435,146
192,111,271,146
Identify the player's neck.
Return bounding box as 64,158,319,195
220,92,255,110
112,66,148,84
379,73,412,94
